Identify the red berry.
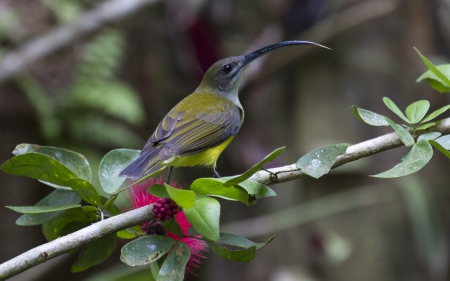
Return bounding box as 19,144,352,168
152,198,179,221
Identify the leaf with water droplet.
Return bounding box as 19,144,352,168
99,149,140,194
384,117,415,147
351,105,388,126
417,132,441,142
296,143,349,179
120,235,175,266
371,139,433,178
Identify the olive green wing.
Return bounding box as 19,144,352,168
145,105,242,161
120,96,242,179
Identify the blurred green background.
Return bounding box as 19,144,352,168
1,0,450,280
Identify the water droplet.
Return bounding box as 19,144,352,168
311,159,321,168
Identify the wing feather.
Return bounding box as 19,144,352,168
122,92,243,178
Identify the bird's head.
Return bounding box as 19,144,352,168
195,40,330,103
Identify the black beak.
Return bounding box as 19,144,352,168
242,40,330,66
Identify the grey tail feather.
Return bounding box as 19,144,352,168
119,147,162,180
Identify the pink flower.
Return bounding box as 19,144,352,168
128,177,208,274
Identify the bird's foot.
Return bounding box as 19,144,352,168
213,169,221,178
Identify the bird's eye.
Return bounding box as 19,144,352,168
221,64,233,73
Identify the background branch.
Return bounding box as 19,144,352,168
1,117,450,280
0,0,160,83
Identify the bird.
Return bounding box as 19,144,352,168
119,40,329,182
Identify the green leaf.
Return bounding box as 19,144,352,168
100,196,122,216
371,139,433,178
6,204,80,214
71,234,117,272
417,132,441,142
190,178,252,206
183,195,220,241
150,261,160,280
188,227,199,236
148,184,170,199
191,178,275,205
351,105,389,126
296,143,349,179
384,117,415,147
82,206,99,213
416,123,435,131
161,219,184,236
414,48,450,87
120,235,176,266
158,242,190,281
236,179,276,199
434,135,450,149
1,153,78,186
12,143,92,182
16,189,81,226
223,147,285,187
114,166,167,194
102,193,119,210
164,183,195,208
217,232,274,250
383,97,410,123
429,140,450,159
405,100,430,124
422,105,450,123
427,78,450,93
204,233,274,262
99,149,140,194
42,208,97,241
117,229,137,239
68,178,101,206
205,240,256,263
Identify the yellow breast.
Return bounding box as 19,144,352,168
160,136,234,169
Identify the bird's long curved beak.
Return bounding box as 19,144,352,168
242,40,330,66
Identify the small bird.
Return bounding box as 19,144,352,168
120,40,328,182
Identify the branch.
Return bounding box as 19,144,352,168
0,205,154,281
0,0,160,83
1,117,450,279
249,117,450,185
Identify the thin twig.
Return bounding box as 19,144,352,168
1,117,450,279
0,0,160,83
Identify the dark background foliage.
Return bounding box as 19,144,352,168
1,0,450,280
